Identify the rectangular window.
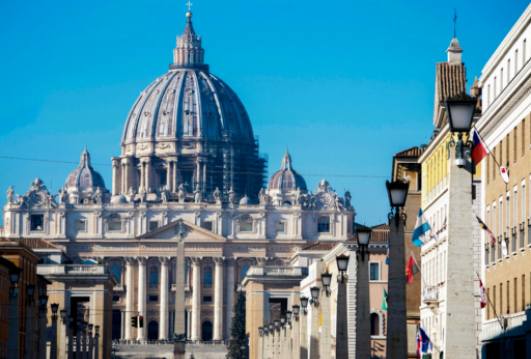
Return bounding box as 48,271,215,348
75,218,87,232
369,262,380,281
30,214,44,231
149,295,158,302
500,282,503,315
493,285,497,319
516,49,519,72
148,220,159,232
507,134,511,165
523,274,526,311
487,156,490,184
508,59,511,81
108,218,122,232
514,277,518,313
494,76,497,97
203,295,212,303
317,216,331,233
201,221,213,231
487,288,491,319
507,280,510,314
514,129,518,162
275,221,286,234
500,68,504,89
523,119,527,156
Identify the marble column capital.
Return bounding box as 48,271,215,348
137,257,148,265
213,256,225,265
120,156,132,165
158,257,171,264
189,256,202,265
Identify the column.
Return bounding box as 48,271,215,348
309,303,319,359
166,159,173,192
144,158,152,192
173,159,179,192
336,272,349,359
386,214,407,358
300,310,308,359
174,241,186,338
191,257,202,341
111,157,121,196
443,141,477,357
224,258,236,339
124,258,134,340
213,257,224,341
159,257,169,340
121,157,131,193
355,253,371,358
137,257,147,340
319,290,331,359
292,314,300,359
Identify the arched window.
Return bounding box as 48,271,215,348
239,263,250,280
370,312,380,336
149,265,159,288
203,265,213,288
239,215,253,232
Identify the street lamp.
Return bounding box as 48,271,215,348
386,180,409,208
336,255,349,283
274,320,281,332
280,317,286,328
321,272,332,296
445,95,477,168
286,311,292,324
300,296,309,314
445,95,476,133
356,225,372,260
50,303,59,318
292,305,300,320
9,269,20,297
310,286,320,306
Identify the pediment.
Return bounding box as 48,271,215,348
137,219,225,242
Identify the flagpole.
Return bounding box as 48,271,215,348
475,272,505,332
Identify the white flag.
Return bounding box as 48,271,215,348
501,238,508,257
499,166,509,184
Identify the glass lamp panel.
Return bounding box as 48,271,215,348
321,272,332,287
358,231,371,246
447,101,475,132
336,255,349,272
300,296,309,309
310,286,320,301
292,305,300,315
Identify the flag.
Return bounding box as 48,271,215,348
476,216,496,246
500,166,509,184
381,289,388,311
501,238,508,257
471,129,489,165
416,326,432,357
479,278,487,309
412,209,431,247
406,255,420,284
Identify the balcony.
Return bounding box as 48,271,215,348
38,264,106,275
422,285,439,307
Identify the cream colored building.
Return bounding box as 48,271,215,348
476,4,531,357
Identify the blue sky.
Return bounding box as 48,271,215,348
0,0,528,225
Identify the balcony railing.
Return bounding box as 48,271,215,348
37,264,106,275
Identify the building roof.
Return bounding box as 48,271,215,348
268,151,308,192
394,146,425,159
371,223,389,243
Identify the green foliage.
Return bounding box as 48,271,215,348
226,290,249,359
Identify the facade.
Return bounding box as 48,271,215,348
477,4,531,357
391,146,424,358
418,36,483,357
2,10,354,357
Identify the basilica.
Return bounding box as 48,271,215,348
2,9,354,354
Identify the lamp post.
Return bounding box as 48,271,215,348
335,254,350,358
50,303,59,359
7,269,20,359
385,179,409,359
443,94,478,357
356,225,372,359
299,297,309,359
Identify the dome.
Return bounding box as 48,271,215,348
121,11,254,154
268,152,307,192
65,148,106,194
